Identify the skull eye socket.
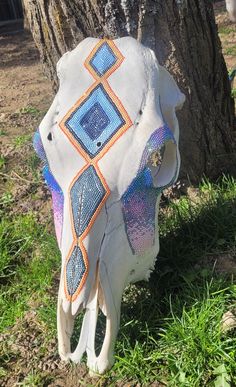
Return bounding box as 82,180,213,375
149,146,165,167
148,141,177,188
47,132,53,141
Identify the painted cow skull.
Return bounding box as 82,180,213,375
34,37,185,374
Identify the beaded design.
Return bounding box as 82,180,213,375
89,41,118,77
33,128,46,161
33,129,64,247
70,166,106,237
66,246,86,296
60,40,132,301
122,125,177,255
64,84,126,158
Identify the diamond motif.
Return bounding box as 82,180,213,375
89,42,117,77
80,102,110,140
70,165,106,237
65,84,125,158
66,246,86,296
61,40,132,301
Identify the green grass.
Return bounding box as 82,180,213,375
101,176,236,385
224,45,236,56
13,134,32,148
19,106,41,116
0,155,6,170
218,26,235,35
0,129,7,136
0,213,60,332
107,281,235,386
0,176,236,385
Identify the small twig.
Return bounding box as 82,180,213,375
0,171,31,184
0,171,17,180
11,171,32,184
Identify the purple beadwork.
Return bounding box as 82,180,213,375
121,125,177,255
33,129,64,247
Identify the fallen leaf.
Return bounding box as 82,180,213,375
213,364,230,387
221,310,236,332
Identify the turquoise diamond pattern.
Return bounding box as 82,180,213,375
89,42,117,76
70,166,106,237
66,246,86,296
65,84,125,158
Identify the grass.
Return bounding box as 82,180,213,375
102,176,236,385
13,134,32,148
0,176,235,385
0,129,7,136
19,106,41,116
0,213,60,332
224,45,236,56
0,155,6,170
218,26,235,35
108,283,234,386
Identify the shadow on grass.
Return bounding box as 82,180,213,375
70,181,236,384
117,190,236,346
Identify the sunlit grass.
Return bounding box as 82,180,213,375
218,26,235,35
0,213,60,332
13,134,32,148
102,176,236,385
224,45,236,56
0,176,236,385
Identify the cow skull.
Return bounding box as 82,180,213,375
34,37,185,374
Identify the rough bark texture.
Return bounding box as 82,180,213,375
23,0,235,182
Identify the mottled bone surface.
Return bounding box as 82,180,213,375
34,37,185,374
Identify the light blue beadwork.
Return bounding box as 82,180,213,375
66,246,86,296
70,165,106,237
65,84,125,158
33,128,47,162
89,42,117,76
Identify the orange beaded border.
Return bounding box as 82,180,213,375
59,40,132,302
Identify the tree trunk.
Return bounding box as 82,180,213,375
23,0,235,183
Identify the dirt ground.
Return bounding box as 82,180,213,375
0,3,235,387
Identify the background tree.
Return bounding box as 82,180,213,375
23,0,235,183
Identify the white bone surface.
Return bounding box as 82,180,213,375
37,36,185,374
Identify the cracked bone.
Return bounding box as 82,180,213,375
34,37,185,374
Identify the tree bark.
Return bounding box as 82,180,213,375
23,0,235,183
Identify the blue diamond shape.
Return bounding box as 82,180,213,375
80,102,110,140
66,246,86,295
65,84,125,158
90,42,117,76
70,165,106,237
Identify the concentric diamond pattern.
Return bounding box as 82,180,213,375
65,84,125,158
